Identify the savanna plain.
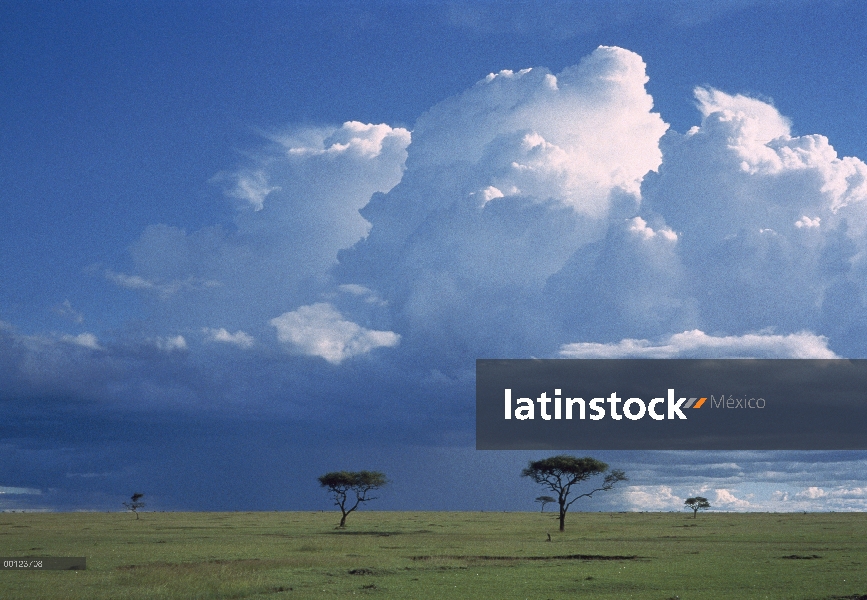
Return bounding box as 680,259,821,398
1,511,865,599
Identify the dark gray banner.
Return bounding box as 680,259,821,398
0,557,86,570
476,359,867,450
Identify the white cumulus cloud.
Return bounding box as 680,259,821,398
339,46,669,357
61,333,102,351
628,216,677,241
106,269,221,298
270,303,400,364
154,335,188,352
643,85,867,348
794,215,820,229
203,328,254,349
116,120,410,338
560,330,836,359
281,121,410,159
409,46,667,211
712,488,751,508
795,486,827,500
622,485,682,510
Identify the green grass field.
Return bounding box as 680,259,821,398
1,511,865,599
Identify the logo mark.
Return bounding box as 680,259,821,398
684,397,706,409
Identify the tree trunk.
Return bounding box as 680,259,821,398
559,508,566,531
339,512,347,527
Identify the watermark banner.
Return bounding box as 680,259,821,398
476,359,867,450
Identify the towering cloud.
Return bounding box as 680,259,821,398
66,44,864,389
338,46,670,360
109,121,410,342
643,87,867,353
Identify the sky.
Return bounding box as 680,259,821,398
1,0,867,514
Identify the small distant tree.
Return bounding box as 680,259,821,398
535,496,556,513
684,496,711,518
522,455,627,532
318,471,387,528
123,493,145,519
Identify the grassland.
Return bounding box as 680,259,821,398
1,510,865,599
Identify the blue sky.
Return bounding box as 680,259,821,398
1,1,867,513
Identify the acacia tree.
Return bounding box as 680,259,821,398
535,496,556,513
318,471,387,528
522,456,627,532
684,496,711,518
123,493,145,519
